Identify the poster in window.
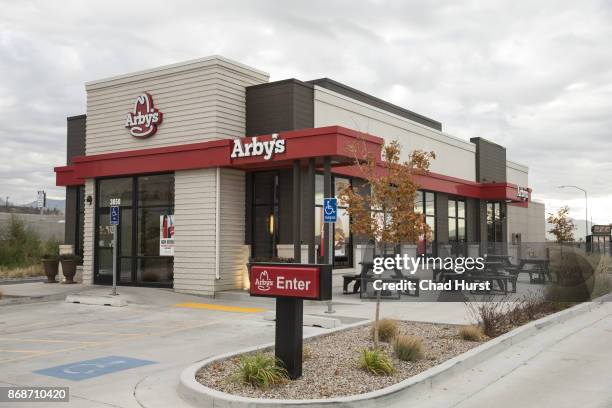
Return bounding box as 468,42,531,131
160,214,175,256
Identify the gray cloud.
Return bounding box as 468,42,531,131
0,0,610,222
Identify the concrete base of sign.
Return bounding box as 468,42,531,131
65,294,127,307
179,299,605,408
263,311,341,329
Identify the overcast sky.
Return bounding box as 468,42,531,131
1,0,610,223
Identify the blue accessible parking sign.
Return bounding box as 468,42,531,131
110,206,120,226
323,198,337,223
34,356,156,381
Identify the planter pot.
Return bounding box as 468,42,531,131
42,259,59,283
60,259,77,284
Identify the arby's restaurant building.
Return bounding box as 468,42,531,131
54,56,544,295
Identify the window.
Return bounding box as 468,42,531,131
448,199,466,243
315,174,353,268
487,201,504,245
95,174,174,286
448,198,466,256
415,191,436,256
251,172,279,259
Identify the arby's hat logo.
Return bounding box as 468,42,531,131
254,270,274,292
125,92,163,138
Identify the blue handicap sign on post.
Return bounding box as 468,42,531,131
34,356,156,381
323,198,337,223
110,206,120,226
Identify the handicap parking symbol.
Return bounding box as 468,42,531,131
110,206,120,226
323,197,337,223
34,356,156,381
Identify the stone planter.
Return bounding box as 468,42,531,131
60,259,78,284
42,259,59,283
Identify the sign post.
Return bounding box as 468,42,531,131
323,198,337,314
37,190,46,215
109,199,120,296
249,263,332,379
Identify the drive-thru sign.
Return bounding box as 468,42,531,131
249,264,331,300
249,262,332,379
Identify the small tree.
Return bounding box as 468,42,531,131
338,139,434,347
547,206,575,256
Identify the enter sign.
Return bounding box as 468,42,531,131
250,265,320,299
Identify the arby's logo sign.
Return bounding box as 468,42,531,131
254,270,274,292
250,265,321,299
231,134,286,161
125,92,163,138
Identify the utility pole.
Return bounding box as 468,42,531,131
558,185,588,240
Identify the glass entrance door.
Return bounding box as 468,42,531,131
251,171,279,259
94,174,174,286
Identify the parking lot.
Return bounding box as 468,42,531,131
0,283,476,408
0,286,288,408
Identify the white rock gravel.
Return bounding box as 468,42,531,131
196,321,485,400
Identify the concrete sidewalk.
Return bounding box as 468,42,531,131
406,300,612,408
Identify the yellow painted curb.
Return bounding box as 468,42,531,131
174,302,265,313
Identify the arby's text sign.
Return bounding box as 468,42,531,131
249,263,332,301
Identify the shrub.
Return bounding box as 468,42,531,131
458,325,483,341
466,301,509,338
41,238,60,260
359,348,394,375
393,335,425,361
233,353,288,388
371,319,398,343
546,251,593,303
0,216,42,268
302,345,313,362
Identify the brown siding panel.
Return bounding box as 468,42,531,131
470,137,507,183
246,79,314,136
67,115,86,165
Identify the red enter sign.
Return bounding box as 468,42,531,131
250,265,320,299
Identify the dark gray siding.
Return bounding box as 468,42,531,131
246,79,314,136
470,137,506,183
308,78,442,131
65,115,86,255
278,169,294,245
435,193,449,244
478,200,488,252
466,198,479,242
65,186,78,247
66,115,86,164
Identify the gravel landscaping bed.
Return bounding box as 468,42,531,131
196,321,486,399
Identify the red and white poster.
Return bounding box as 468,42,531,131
160,214,175,256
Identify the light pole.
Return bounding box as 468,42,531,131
558,185,588,241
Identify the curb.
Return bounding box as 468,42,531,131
178,298,607,408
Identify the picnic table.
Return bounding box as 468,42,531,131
516,258,551,283
468,261,511,294
342,259,419,298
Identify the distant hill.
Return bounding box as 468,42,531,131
24,198,66,213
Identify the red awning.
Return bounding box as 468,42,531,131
54,125,530,204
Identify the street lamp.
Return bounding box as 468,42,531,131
558,185,588,240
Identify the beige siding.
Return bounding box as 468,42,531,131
85,56,268,155
507,201,546,243
83,56,268,294
314,86,477,181
506,160,529,186
82,179,95,284
173,169,217,295
215,169,249,292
